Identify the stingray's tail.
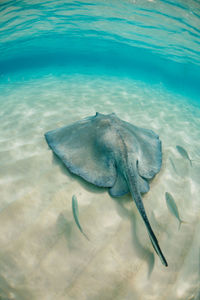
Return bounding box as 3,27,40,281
125,169,168,267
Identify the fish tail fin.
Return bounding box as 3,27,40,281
83,232,90,241
178,219,188,230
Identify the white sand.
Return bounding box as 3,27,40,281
0,73,199,300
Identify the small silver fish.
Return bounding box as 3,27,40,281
176,145,192,167
165,192,186,229
72,195,89,240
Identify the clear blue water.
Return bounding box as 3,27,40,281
1,0,200,97
0,1,200,300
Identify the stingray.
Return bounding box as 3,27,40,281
45,112,168,267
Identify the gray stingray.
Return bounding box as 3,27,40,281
45,112,168,267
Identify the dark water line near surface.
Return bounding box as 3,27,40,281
1,35,200,100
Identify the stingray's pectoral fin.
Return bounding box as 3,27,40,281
126,170,168,267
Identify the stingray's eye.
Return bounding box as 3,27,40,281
95,112,99,117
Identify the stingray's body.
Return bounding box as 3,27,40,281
45,112,167,266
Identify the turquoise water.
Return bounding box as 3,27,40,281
1,0,200,97
0,1,200,300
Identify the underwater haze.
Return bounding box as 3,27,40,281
0,0,200,299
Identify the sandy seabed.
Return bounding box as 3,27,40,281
0,73,200,300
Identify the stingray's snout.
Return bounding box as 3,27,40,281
95,112,116,118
